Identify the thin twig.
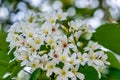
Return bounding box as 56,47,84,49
99,0,115,23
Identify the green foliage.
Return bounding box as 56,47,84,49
105,52,120,70
0,30,8,52
30,68,50,80
76,8,96,17
92,24,120,80
108,68,120,80
93,23,120,54
0,51,10,79
0,30,22,79
30,68,42,80
0,30,10,79
3,61,23,80
79,65,99,80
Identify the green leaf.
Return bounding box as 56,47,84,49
0,30,10,79
30,68,51,80
3,61,23,80
92,23,120,54
108,68,120,80
100,75,108,80
30,68,42,80
79,65,99,80
0,51,10,78
0,30,9,52
76,8,96,17
0,57,7,78
105,52,120,70
56,61,64,69
0,30,22,79
37,71,51,80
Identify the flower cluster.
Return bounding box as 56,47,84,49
6,9,110,80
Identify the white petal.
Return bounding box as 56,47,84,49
71,53,77,59
75,59,81,64
46,70,52,77
94,60,104,66
63,65,70,71
56,75,61,80
71,77,77,80
63,77,68,80
67,72,74,77
77,73,85,80
54,68,61,74
105,61,110,65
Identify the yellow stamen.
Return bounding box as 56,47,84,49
58,14,62,19
50,18,55,23
61,56,66,61
61,70,66,76
28,32,33,37
35,38,40,44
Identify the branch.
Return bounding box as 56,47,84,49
99,0,116,23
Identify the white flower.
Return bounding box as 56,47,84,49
48,50,61,63
68,53,80,68
58,35,69,52
97,51,110,65
25,38,38,53
14,47,29,66
58,35,76,53
38,12,48,22
23,11,37,23
82,24,95,33
77,52,88,66
74,30,82,41
7,33,24,51
84,41,101,52
40,22,52,35
56,9,68,20
101,54,110,65
6,8,110,80
55,65,74,80
87,50,97,66
71,65,85,80
28,57,40,70
22,22,38,38
68,20,82,31
50,23,60,36
7,22,22,33
87,50,110,77
45,61,57,77
59,52,70,63
69,34,75,43
45,11,58,23
33,34,45,46
45,35,56,45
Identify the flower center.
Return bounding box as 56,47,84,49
31,47,36,52
63,43,68,48
50,18,55,23
32,63,36,68
61,56,66,61
52,27,56,32
61,70,66,76
79,57,84,61
28,32,33,38
53,53,58,58
35,38,40,44
48,64,54,69
69,60,74,64
43,30,49,34
58,14,62,19
29,16,34,23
